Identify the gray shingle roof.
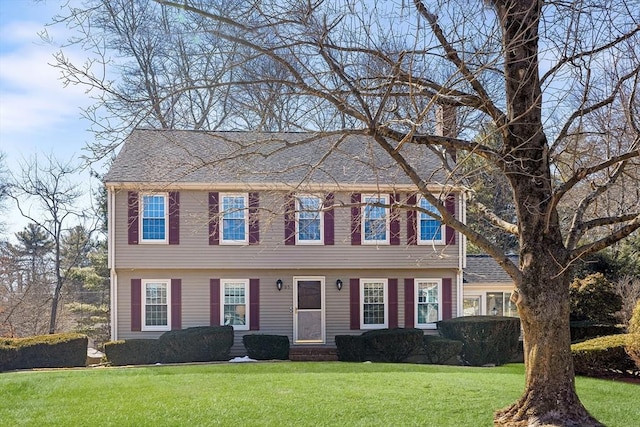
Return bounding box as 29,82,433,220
464,254,518,284
104,129,451,188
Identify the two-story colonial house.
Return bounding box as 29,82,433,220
105,130,465,355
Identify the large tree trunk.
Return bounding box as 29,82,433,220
494,249,602,426
489,3,605,423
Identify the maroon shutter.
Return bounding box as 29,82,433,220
407,194,417,245
171,279,182,330
351,193,361,245
128,191,139,245
210,278,221,326
349,278,360,330
324,193,334,245
445,195,456,245
250,278,260,330
284,193,296,245
131,279,142,331
404,278,415,328
390,193,400,245
168,191,180,245
249,192,260,245
209,192,219,245
442,278,453,320
388,278,398,328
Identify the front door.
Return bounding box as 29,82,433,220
293,277,325,344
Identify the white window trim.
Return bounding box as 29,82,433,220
415,278,442,329
220,279,250,331
417,196,445,246
361,194,390,245
141,279,171,332
295,194,324,245
139,193,168,244
220,193,249,245
360,278,388,329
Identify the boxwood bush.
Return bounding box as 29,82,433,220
420,335,463,364
103,339,159,366
242,334,290,360
0,333,87,372
437,316,520,366
570,321,624,342
335,328,423,363
335,335,365,362
362,328,424,362
571,334,636,376
159,326,234,363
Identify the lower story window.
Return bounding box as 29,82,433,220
143,280,170,331
222,280,249,330
416,279,441,328
360,279,388,329
487,292,518,317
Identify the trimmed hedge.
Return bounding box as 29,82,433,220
570,321,625,342
572,334,636,376
420,335,463,364
103,326,234,366
335,335,365,362
437,316,520,366
335,328,423,362
0,333,88,372
103,339,159,366
362,328,424,362
242,334,290,360
159,326,234,363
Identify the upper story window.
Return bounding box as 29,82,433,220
142,280,170,331
415,279,441,329
362,194,389,245
296,195,323,244
221,194,248,244
418,197,444,245
221,280,249,330
141,194,167,243
360,279,388,329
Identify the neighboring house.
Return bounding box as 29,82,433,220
105,129,465,355
463,254,519,317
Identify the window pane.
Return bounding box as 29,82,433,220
223,282,246,326
298,197,321,241
298,280,322,309
222,196,246,241
364,197,387,241
363,282,385,325
142,195,166,240
417,282,438,324
145,283,168,326
463,297,481,316
419,199,442,241
487,292,504,316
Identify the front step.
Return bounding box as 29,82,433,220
289,346,338,361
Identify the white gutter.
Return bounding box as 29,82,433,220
108,186,118,341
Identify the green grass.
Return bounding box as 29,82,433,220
0,363,637,426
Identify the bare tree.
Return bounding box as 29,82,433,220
54,0,639,425
7,155,95,334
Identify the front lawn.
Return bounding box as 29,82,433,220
0,362,637,426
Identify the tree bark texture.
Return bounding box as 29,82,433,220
492,1,602,425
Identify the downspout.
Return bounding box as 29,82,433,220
457,191,467,318
108,185,118,341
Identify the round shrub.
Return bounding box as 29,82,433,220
242,334,290,360
571,334,636,376
437,316,520,366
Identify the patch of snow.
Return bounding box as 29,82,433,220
229,356,257,363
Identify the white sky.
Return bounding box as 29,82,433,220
0,0,103,239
